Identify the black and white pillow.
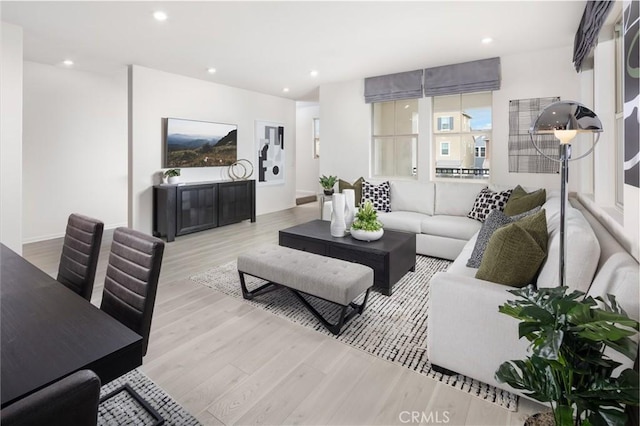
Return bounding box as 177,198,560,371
361,181,391,212
468,188,513,222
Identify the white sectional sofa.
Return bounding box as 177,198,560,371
322,179,639,398
322,180,489,260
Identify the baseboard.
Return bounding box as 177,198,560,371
296,195,317,205
22,222,127,245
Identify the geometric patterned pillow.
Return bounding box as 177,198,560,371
466,206,542,268
467,188,513,222
361,181,391,213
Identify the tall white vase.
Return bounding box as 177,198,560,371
330,193,347,237
343,189,356,232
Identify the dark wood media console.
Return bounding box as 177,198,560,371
153,180,256,242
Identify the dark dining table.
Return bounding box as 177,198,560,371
0,243,143,408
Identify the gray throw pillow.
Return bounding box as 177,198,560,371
466,206,542,268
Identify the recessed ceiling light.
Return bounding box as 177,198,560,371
63,59,74,66
309,70,319,77
481,37,493,44
207,68,217,74
282,87,290,93
153,11,168,21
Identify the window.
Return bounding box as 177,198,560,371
313,118,320,159
433,92,492,179
371,99,418,178
614,20,624,207
437,116,453,131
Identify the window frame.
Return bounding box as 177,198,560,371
312,117,320,159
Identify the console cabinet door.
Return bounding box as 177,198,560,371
218,181,254,226
176,184,218,235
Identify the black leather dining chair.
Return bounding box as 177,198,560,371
0,370,101,426
100,227,165,356
57,213,104,301
99,227,165,424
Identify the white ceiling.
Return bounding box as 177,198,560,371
1,1,589,101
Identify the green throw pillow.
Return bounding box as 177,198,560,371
475,209,548,287
503,185,546,216
339,177,364,207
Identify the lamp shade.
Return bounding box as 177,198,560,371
529,101,603,135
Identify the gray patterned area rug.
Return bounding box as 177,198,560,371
99,369,201,425
191,255,518,411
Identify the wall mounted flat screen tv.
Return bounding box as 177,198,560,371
164,118,237,168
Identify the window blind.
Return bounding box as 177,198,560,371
573,1,615,72
364,69,423,103
424,57,501,96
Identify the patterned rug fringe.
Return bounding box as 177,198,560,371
99,369,201,425
191,255,518,411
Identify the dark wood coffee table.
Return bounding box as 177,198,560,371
279,220,416,296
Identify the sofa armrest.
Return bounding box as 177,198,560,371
427,271,531,392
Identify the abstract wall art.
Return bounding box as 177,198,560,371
255,121,285,186
508,96,561,174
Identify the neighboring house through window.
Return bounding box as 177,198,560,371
433,91,492,179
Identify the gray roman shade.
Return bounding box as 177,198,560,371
424,57,501,96
573,1,615,72
364,69,423,103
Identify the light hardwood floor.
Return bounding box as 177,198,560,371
23,203,545,425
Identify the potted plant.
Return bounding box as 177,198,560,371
164,168,181,184
495,286,639,426
319,175,337,195
350,201,384,242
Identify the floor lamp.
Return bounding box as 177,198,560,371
529,101,603,287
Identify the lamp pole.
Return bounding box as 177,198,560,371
559,143,571,288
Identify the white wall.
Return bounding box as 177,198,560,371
492,46,583,191
130,65,296,234
320,46,583,191
319,80,370,183
0,22,23,253
22,62,128,242
295,102,320,196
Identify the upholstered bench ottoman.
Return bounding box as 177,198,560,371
237,244,374,335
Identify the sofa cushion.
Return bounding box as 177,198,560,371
390,181,434,215
434,182,488,216
467,188,513,222
449,234,482,276
503,185,546,216
475,209,548,287
466,206,542,268
421,215,482,241
377,211,427,234
537,203,600,293
362,181,391,212
339,177,364,207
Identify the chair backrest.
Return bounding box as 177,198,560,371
57,213,104,301
0,369,101,426
100,227,165,356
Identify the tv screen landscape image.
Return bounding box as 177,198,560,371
165,118,237,168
